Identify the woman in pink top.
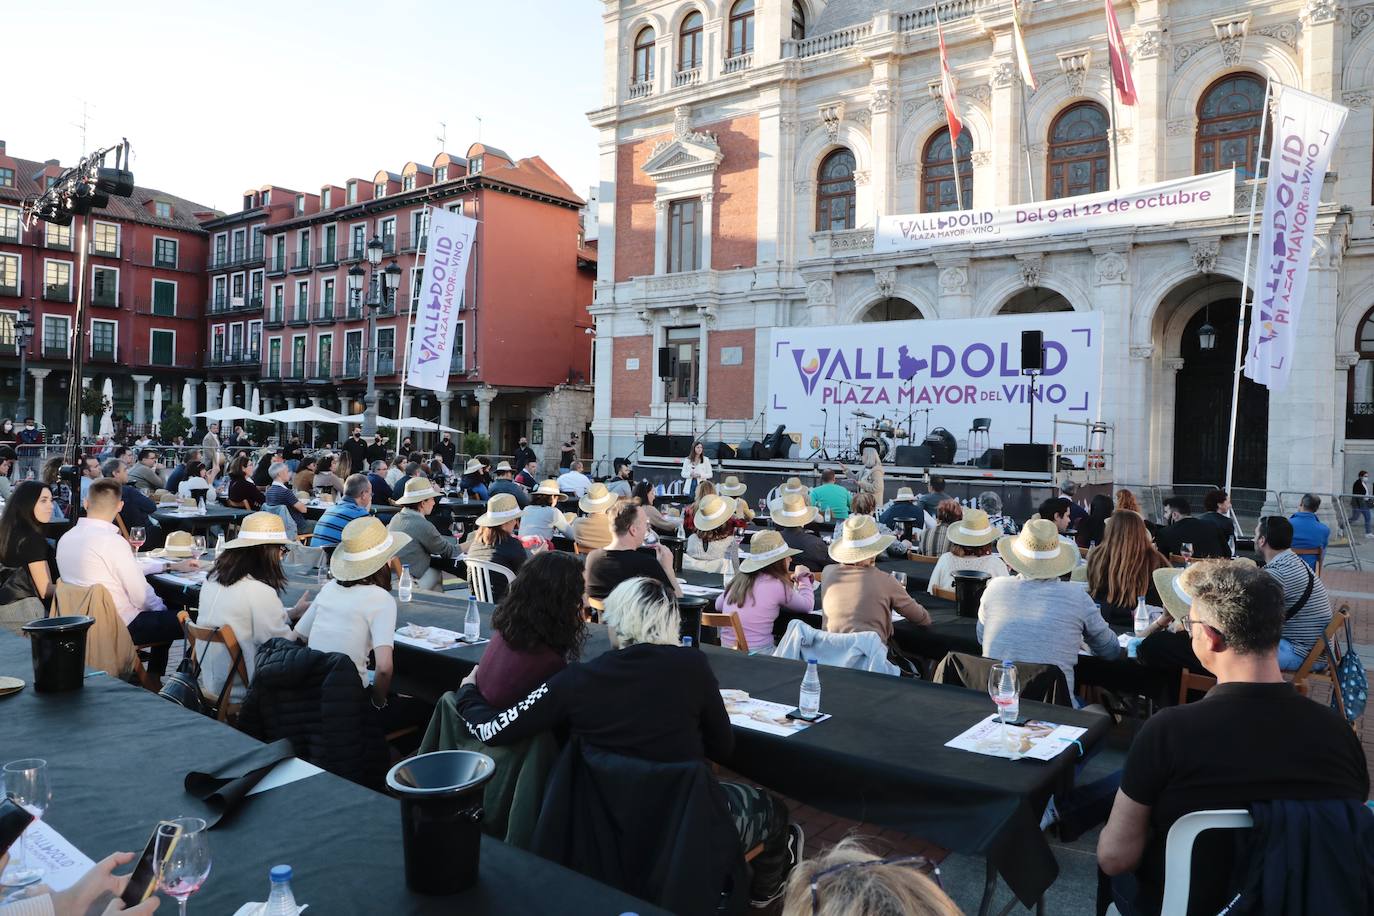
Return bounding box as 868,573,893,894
714,530,816,653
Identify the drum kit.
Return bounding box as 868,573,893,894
852,410,909,462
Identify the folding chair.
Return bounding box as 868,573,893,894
1105,810,1252,916
701,611,748,653
906,552,939,566
53,580,159,691
464,559,516,603
584,596,605,623
1289,607,1350,722
1177,670,1218,705
176,610,250,723
930,585,956,601
1291,547,1324,576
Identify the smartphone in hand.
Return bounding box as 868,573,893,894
119,820,181,906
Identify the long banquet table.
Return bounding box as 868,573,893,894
0,633,665,915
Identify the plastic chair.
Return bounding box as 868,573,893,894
1104,810,1253,916
464,559,516,603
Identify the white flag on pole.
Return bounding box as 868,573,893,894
406,207,478,392
1244,86,1348,391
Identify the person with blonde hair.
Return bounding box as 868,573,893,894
1115,488,1141,514
781,838,960,916
455,576,802,907
1085,509,1170,626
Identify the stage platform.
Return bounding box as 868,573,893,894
633,455,1076,521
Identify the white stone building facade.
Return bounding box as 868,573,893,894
588,0,1374,495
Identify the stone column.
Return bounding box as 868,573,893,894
933,256,973,321
1130,8,1166,184
1301,0,1340,100
185,377,201,424
1159,358,1187,482
700,192,716,270
204,381,221,420
653,201,669,275
437,391,453,433
131,375,151,427
868,54,898,215
989,55,1021,206
475,385,498,441
28,369,50,427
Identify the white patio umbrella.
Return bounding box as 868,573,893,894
376,416,461,433
195,406,258,423
181,380,193,417
98,378,115,439
151,383,163,433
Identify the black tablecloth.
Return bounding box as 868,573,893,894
385,596,1106,905
152,506,251,533
0,633,664,915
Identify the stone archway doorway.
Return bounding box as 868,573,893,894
861,297,923,321
998,289,1073,314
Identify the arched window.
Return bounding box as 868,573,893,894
729,1,755,58
1195,73,1266,179
679,11,703,71
792,2,807,40
1349,307,1374,438
633,27,655,83
1047,102,1110,199
920,128,974,212
816,149,857,231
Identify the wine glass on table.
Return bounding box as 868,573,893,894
1,758,51,886
987,663,1020,751
128,526,147,554
157,816,212,916
191,535,207,563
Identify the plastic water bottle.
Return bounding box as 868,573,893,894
398,565,413,603
799,659,821,719
1133,596,1150,638
464,594,480,642
681,635,694,648
994,661,1019,724
263,864,297,916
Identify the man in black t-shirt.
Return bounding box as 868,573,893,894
1098,560,1368,915
1153,496,1227,558
584,502,680,601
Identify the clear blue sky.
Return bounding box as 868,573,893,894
3,0,603,211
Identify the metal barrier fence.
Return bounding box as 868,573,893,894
1276,491,1362,571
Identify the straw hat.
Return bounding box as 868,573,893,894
947,509,1001,548
779,477,808,498
220,512,291,551
739,529,801,574
579,482,617,514
394,477,443,506
494,460,513,472
463,458,484,475
893,487,916,502
476,493,523,528
717,475,747,497
149,530,196,558
533,479,563,498
1152,567,1192,619
330,516,411,581
693,495,734,532
770,493,818,528
997,519,1078,579
828,515,897,564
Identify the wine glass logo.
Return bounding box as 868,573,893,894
791,348,830,395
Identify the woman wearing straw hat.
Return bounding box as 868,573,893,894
714,530,815,653
465,494,529,601
295,516,410,710
717,475,755,527
681,480,717,534
519,479,575,545
820,515,930,646
573,482,620,551
388,477,460,592
682,495,738,574
770,493,834,573
460,458,491,501
928,509,1010,594
978,519,1120,694
198,512,313,704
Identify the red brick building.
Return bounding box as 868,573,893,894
0,140,215,432
210,142,595,457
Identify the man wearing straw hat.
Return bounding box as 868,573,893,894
770,493,833,573
573,482,620,551
820,515,930,646
879,486,925,531
978,519,1119,694
769,476,809,509
487,461,530,509
388,477,460,592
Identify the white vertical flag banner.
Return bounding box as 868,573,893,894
406,208,477,392
1244,87,1348,391
1011,1,1036,90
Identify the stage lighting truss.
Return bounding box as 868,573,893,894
20,138,134,228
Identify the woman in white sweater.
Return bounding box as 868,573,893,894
196,513,311,704
680,441,713,497
927,509,1010,593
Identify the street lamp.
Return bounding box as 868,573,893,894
1198,303,1216,352
350,234,402,436
15,305,34,418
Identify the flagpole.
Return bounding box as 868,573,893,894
1222,79,1275,496
950,131,965,211
1107,68,1121,191
1019,77,1037,202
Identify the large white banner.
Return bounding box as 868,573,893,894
406,207,478,392
876,170,1234,252
1244,87,1348,391
767,312,1103,456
